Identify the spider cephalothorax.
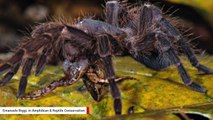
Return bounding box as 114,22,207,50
0,0,212,115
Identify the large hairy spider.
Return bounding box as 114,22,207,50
0,0,212,115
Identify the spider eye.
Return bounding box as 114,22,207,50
80,21,84,24
144,3,151,8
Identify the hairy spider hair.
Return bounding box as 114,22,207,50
0,0,212,115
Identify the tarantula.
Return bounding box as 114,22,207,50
0,0,212,115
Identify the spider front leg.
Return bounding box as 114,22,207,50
96,34,122,115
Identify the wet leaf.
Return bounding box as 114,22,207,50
0,56,213,119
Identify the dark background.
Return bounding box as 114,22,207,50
0,0,212,54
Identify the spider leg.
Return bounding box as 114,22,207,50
17,58,34,97
103,57,122,115
106,0,119,26
0,49,24,75
132,30,206,92
0,50,24,86
179,37,213,74
170,50,206,93
155,33,206,93
97,34,122,115
0,33,52,97
35,53,47,76
0,63,20,86
159,18,213,74
35,46,52,76
0,64,11,75
17,35,53,97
